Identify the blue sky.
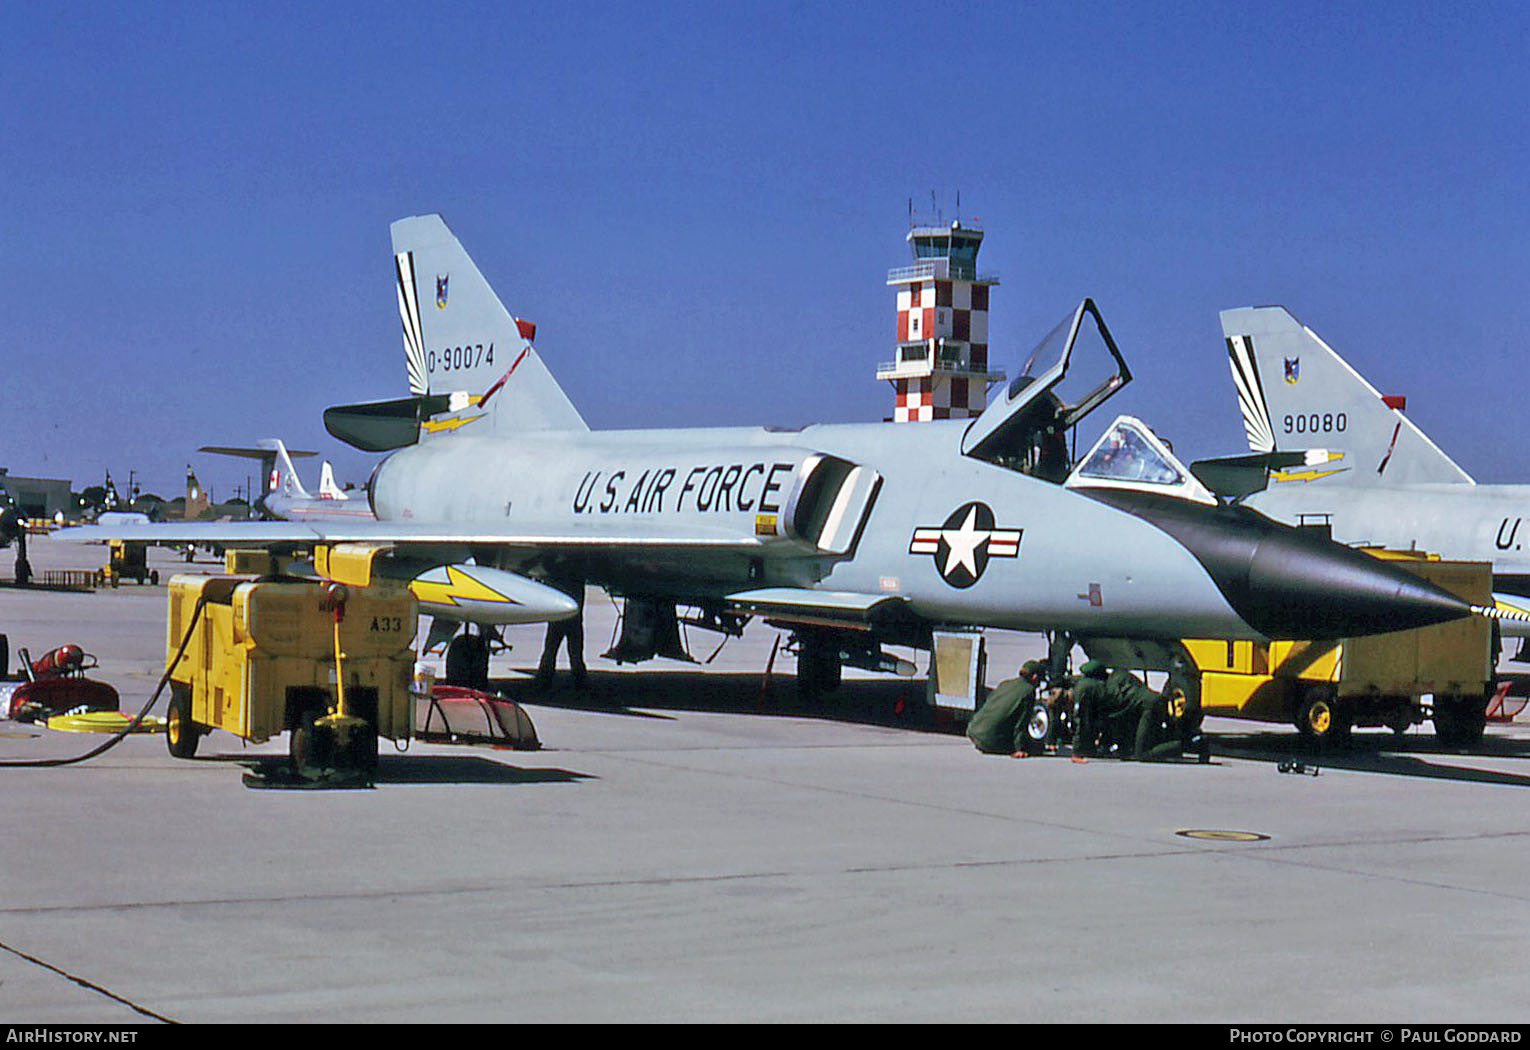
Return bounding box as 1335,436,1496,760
3,2,1526,501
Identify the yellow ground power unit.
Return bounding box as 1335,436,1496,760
102,538,158,587
163,565,417,773
1185,554,1494,747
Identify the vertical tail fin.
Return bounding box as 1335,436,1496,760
1220,306,1473,487
390,214,587,435
316,461,349,501
184,466,208,520
265,439,313,501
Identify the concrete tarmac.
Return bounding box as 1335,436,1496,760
3,534,1530,1024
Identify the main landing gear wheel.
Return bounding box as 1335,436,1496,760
795,636,842,706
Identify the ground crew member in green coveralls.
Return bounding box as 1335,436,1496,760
1073,660,1192,761
1069,659,1115,757
967,660,1047,757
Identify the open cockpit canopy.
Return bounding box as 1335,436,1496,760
960,299,1131,475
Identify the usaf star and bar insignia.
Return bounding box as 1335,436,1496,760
909,501,1022,588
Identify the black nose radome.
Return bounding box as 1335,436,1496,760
1080,490,1471,640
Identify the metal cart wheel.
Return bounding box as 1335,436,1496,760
166,683,201,759
1296,687,1349,747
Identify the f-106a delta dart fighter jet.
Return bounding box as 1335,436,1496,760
80,215,1477,695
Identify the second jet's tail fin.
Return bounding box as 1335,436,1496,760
1220,306,1473,487
391,214,587,437
199,440,319,503
267,439,314,501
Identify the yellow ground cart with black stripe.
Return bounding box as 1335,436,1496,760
1185,553,1494,747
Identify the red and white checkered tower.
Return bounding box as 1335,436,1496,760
878,220,1004,421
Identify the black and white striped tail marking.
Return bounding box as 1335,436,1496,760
396,251,429,397
1227,334,1276,453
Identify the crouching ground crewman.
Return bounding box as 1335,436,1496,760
967,660,1047,757
1073,661,1193,761
1128,682,1191,762
1069,660,1116,758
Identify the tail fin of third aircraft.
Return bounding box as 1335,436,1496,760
316,461,349,501
390,213,587,437
1220,306,1473,487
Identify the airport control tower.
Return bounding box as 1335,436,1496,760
877,220,1004,421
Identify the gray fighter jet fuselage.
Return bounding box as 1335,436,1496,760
369,416,1457,644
